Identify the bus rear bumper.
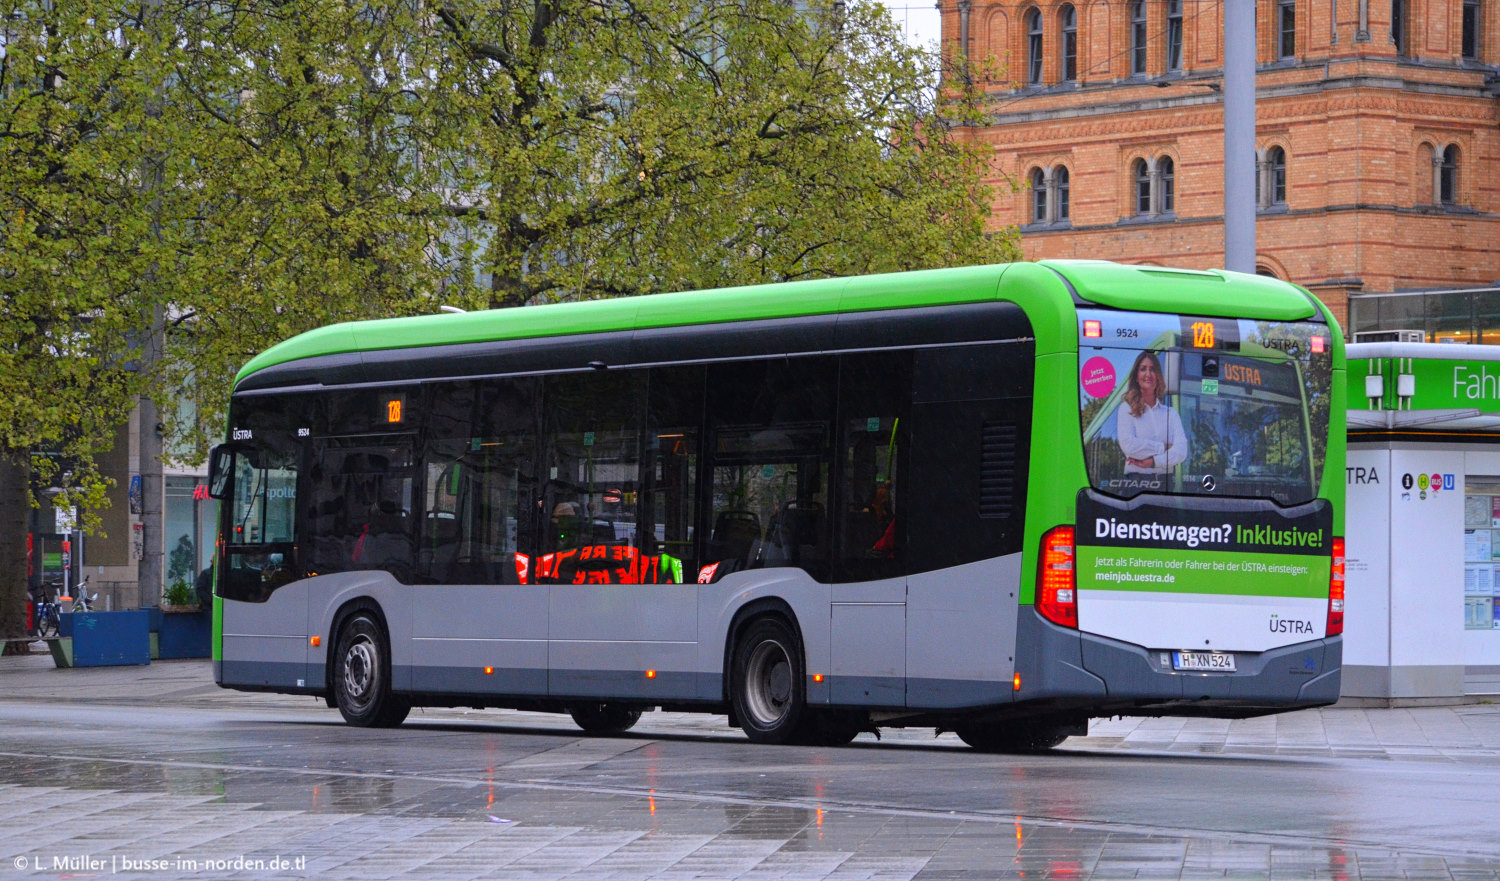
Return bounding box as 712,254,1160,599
1018,609,1342,717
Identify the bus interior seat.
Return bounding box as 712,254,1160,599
421,516,462,581
843,508,883,552
711,510,761,567
765,502,822,566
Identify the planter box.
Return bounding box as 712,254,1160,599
157,610,211,659
54,611,150,668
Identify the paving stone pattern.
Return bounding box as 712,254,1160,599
1,657,1499,880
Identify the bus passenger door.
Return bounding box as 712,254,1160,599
410,379,548,697
541,371,698,699
903,343,1033,708
217,424,308,691
830,353,910,708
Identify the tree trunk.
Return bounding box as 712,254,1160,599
0,451,32,653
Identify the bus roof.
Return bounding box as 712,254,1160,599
234,261,1326,388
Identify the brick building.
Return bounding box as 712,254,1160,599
944,0,1500,330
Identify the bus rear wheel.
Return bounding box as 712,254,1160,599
731,617,807,744
569,703,643,734
333,613,410,728
796,710,866,747
955,717,1076,752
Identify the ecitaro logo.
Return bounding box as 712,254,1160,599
1269,614,1315,634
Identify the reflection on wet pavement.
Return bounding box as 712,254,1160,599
0,741,1494,880
1,678,1499,881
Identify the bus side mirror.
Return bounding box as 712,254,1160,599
207,445,235,500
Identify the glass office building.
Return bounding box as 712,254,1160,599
1349,286,1500,344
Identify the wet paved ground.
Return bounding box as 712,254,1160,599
1,655,1498,880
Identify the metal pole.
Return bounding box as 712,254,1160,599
139,390,163,609
1223,0,1256,273
137,0,166,611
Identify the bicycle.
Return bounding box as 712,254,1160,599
29,581,62,639
67,577,97,614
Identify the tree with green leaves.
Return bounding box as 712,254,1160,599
0,0,1018,645
162,0,1018,447
0,1,193,647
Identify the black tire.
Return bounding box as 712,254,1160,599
569,703,644,734
955,719,1073,753
333,613,410,728
795,710,866,747
731,616,807,744
36,608,59,640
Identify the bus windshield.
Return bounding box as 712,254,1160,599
1078,310,1333,506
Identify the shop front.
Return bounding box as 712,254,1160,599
1345,343,1500,702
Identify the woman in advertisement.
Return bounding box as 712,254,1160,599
1117,350,1189,475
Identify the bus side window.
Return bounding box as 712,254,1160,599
644,365,703,583
905,343,1034,575
835,352,911,583
536,371,646,584
418,378,538,585
304,440,415,581
704,357,835,582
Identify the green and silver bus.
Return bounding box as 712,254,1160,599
208,260,1346,749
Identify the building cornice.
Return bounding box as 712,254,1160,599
984,70,1500,128
1018,203,1499,236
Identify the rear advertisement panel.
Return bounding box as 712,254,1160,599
1076,308,1334,653
1076,493,1333,652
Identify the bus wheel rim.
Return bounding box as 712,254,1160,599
745,639,792,727
343,637,377,708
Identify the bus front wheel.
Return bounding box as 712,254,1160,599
333,613,411,728
731,617,808,744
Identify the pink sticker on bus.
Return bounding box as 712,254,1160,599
1081,357,1117,398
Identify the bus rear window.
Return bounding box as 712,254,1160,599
1078,310,1331,506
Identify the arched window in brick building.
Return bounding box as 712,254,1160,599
1027,164,1071,225
1277,0,1297,59
1271,148,1287,205
1030,166,1048,222
1463,0,1480,60
1166,0,1184,72
1131,155,1176,218
1060,4,1078,83
1417,142,1436,203
1391,0,1409,55
1130,1,1147,75
1026,7,1043,85
1440,145,1459,206
1133,158,1152,215
1056,166,1070,221
1259,146,1287,208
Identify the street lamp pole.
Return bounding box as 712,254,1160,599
1223,0,1256,274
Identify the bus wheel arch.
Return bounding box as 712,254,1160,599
328,599,410,728
726,600,809,744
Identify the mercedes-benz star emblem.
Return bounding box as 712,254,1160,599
1202,474,1217,492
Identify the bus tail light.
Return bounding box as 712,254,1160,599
1037,526,1078,629
1327,537,1345,637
